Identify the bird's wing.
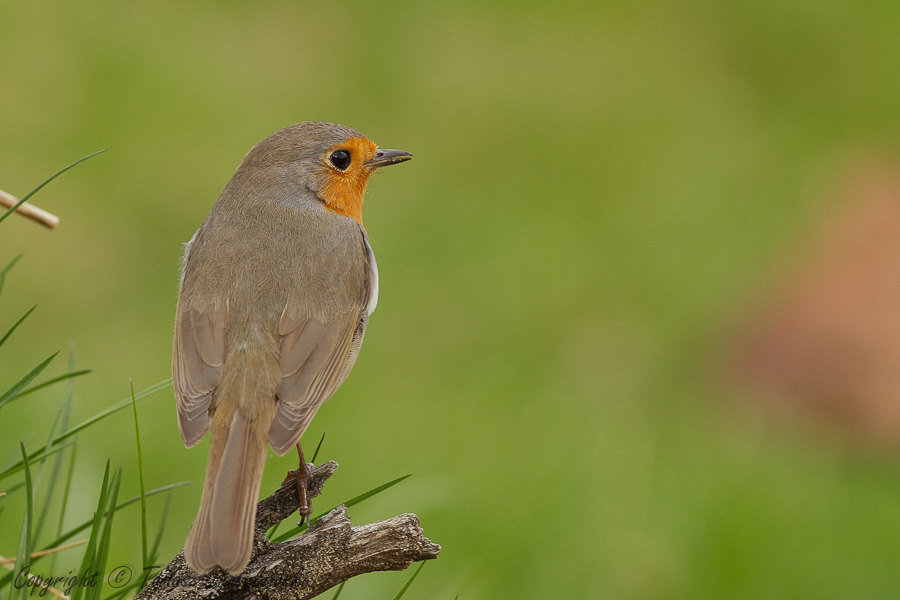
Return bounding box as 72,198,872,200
269,223,377,455
269,309,367,455
173,302,226,447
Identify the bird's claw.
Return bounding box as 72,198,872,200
283,448,314,525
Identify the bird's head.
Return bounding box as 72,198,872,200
239,121,412,224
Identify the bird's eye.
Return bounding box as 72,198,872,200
329,150,351,170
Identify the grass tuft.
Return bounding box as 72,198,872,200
1,158,185,599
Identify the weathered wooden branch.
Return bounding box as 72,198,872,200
136,461,440,600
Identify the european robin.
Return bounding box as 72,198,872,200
172,122,411,575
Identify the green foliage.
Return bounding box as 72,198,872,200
0,159,180,598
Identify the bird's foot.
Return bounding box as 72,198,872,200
283,444,314,525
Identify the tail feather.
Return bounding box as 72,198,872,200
184,409,268,575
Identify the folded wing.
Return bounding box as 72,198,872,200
269,309,367,455
173,303,226,447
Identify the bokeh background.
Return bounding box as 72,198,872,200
3,1,900,598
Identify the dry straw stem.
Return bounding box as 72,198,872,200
0,568,70,600
137,461,441,600
0,188,60,229
0,540,88,567
1,541,89,600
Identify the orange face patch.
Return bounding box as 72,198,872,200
321,137,379,225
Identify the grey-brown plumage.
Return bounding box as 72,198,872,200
173,122,410,575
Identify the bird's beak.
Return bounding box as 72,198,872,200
366,148,413,169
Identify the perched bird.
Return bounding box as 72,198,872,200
172,122,411,575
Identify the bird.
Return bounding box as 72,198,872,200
172,121,412,575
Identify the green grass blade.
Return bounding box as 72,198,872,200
40,481,191,552
2,480,25,495
0,254,23,300
310,431,326,463
50,442,78,573
130,381,149,570
51,348,79,573
147,490,174,565
0,305,36,349
101,579,150,600
272,473,412,543
0,480,191,590
267,520,282,540
341,473,413,511
0,253,23,279
30,425,61,546
393,560,426,600
0,440,75,482
0,198,27,225
0,150,106,226
0,352,58,410
330,581,346,599
102,586,137,600
14,443,34,600
13,369,93,401
1,442,25,471
90,467,122,600
71,461,110,600
0,379,173,480
51,378,172,446
33,368,79,545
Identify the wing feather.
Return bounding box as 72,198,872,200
270,310,364,455
174,304,226,447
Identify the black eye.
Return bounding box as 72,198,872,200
329,150,351,170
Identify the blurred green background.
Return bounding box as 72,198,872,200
3,1,900,598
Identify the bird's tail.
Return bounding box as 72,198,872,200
184,406,269,575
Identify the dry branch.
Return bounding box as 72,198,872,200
0,188,60,229
136,461,440,600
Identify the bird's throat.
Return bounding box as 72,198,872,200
321,171,370,225
321,137,378,225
